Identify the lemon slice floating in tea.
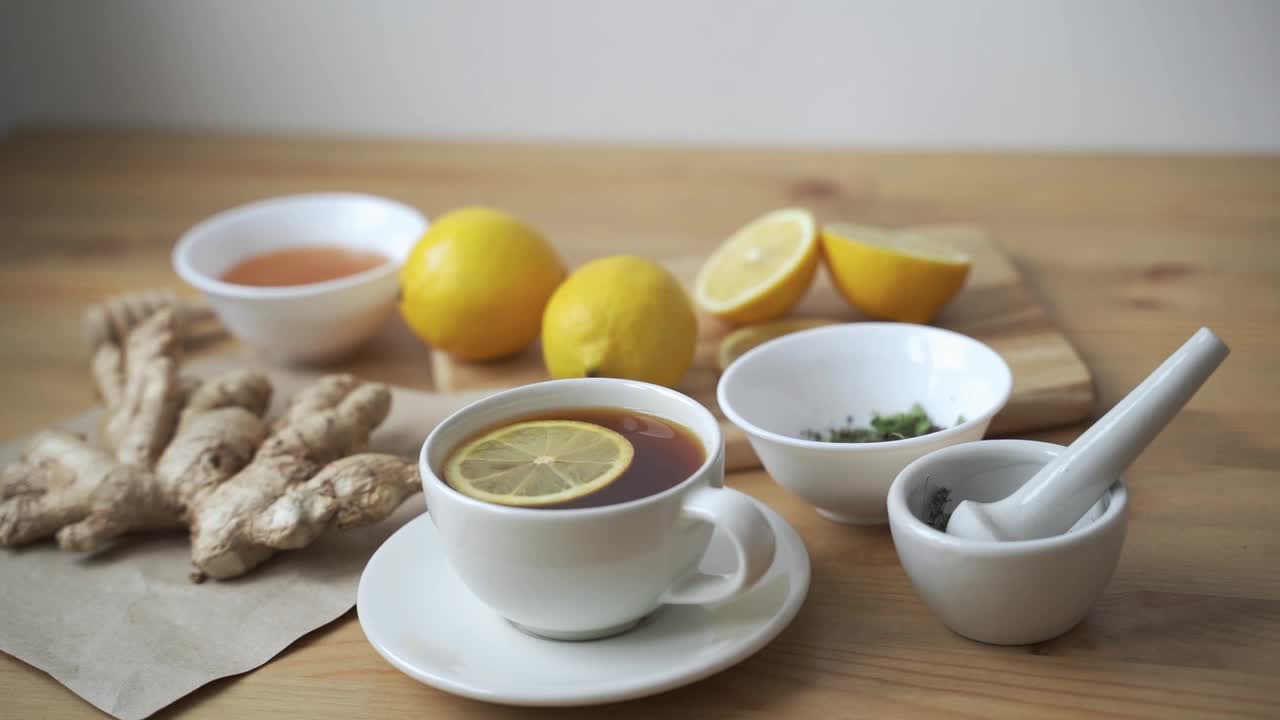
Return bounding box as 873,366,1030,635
445,420,635,507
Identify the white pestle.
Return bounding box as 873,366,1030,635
945,327,1229,542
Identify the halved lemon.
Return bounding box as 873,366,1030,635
716,317,837,371
444,420,634,507
694,208,820,325
821,223,972,324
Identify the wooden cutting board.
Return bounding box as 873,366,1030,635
431,225,1095,471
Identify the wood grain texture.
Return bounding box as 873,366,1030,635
1,131,1278,719
431,226,1096,471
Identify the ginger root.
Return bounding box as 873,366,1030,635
0,308,421,580
82,289,220,349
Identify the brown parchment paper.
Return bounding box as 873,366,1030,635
0,355,495,719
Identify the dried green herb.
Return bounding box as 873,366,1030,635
800,404,942,444
925,484,952,531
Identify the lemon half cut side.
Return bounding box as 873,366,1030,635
820,223,971,324
694,208,819,325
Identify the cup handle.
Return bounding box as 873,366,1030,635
660,486,777,606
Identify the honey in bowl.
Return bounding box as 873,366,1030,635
220,245,388,287
444,407,706,510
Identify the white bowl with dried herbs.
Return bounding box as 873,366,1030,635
717,322,1012,524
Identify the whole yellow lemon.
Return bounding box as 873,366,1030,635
400,208,564,361
542,256,697,388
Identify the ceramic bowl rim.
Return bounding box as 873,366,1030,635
716,322,1013,454
172,192,426,301
887,439,1130,555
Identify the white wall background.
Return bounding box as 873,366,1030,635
2,0,1277,151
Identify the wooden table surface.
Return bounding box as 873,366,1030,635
1,131,1277,718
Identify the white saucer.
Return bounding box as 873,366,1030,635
357,498,810,706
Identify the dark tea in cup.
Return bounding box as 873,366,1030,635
444,407,705,509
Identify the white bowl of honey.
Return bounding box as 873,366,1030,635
173,193,427,365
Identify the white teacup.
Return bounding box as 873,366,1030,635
420,378,778,641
